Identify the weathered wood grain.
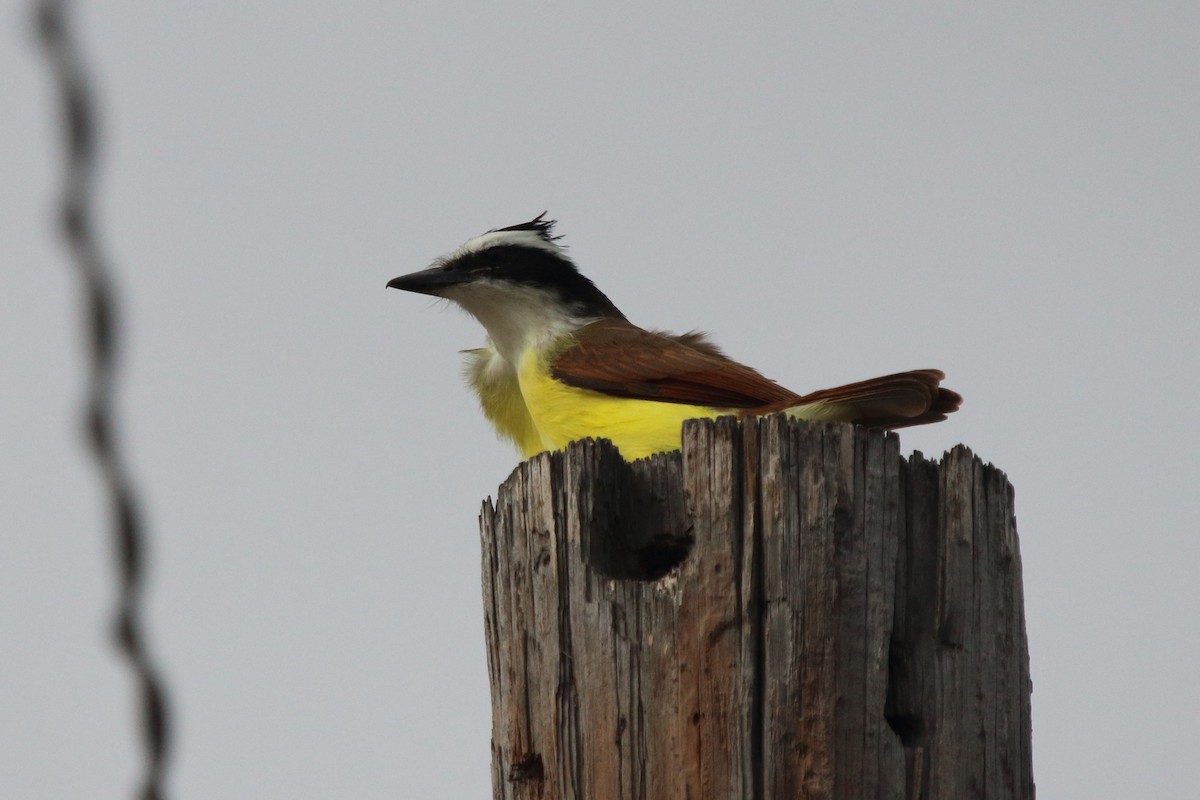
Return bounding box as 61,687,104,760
480,417,1032,799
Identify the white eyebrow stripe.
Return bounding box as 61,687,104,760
449,229,565,260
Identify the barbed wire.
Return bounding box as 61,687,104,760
33,2,172,798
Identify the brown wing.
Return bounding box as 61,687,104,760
551,319,802,408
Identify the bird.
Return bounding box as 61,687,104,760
387,214,961,461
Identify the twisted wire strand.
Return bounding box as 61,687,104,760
34,2,171,797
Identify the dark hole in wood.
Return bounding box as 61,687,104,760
885,634,927,746
508,752,545,782
582,446,694,580
885,712,924,746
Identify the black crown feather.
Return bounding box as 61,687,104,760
462,212,623,319
492,212,562,245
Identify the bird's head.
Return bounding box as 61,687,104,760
387,214,625,360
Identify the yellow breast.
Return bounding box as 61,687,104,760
462,347,545,456
516,346,722,460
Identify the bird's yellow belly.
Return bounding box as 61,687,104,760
517,348,722,460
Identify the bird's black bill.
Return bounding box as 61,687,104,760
385,265,470,296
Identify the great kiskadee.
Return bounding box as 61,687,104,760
387,214,961,460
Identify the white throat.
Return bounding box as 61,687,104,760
443,279,591,366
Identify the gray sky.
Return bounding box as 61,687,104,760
4,2,1198,798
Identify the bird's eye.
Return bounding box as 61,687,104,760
477,249,504,269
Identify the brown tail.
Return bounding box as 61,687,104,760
757,369,962,430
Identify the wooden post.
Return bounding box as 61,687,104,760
479,416,1033,799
